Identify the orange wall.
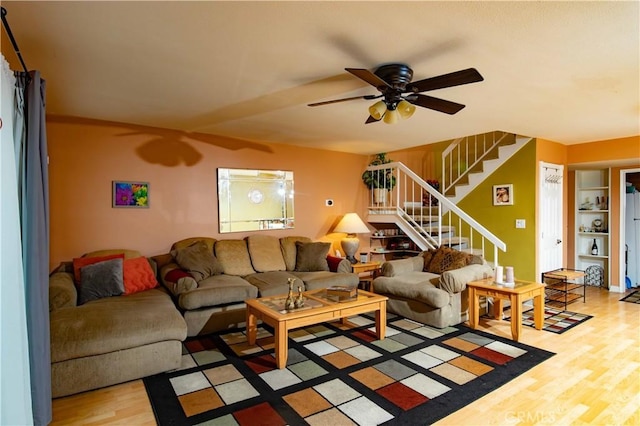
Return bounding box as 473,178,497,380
47,116,368,270
567,136,640,163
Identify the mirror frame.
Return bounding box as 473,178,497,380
217,168,294,233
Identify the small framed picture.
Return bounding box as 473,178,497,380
112,181,149,208
493,184,513,206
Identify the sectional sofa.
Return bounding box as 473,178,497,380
48,249,187,398
156,235,358,336
49,236,357,396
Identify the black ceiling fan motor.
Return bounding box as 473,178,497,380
373,64,413,89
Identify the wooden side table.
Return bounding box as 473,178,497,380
352,261,381,292
467,278,546,342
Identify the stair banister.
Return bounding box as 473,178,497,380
441,131,512,197
394,162,506,251
366,161,506,266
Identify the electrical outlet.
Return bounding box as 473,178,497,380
325,199,334,206
515,219,526,228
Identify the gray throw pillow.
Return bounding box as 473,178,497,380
294,241,330,272
171,240,223,282
78,258,125,305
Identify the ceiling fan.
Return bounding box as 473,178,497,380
308,64,483,124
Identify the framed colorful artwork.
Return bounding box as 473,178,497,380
493,184,513,206
112,181,149,208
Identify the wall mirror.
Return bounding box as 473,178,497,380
217,168,294,233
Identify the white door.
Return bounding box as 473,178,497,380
537,162,564,279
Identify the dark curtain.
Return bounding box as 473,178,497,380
15,70,51,425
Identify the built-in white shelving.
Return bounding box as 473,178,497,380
575,169,610,287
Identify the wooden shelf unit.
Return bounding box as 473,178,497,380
574,169,610,287
369,231,420,261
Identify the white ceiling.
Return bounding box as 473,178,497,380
2,1,638,155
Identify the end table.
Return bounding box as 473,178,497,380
352,261,381,292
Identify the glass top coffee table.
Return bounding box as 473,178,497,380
467,278,546,342
245,288,388,368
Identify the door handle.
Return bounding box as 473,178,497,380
556,239,562,244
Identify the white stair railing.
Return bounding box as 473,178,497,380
441,131,514,196
366,161,506,266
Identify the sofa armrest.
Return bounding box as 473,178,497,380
439,263,493,294
327,255,353,273
380,256,424,277
49,272,77,311
160,262,198,296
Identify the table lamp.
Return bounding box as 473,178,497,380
334,212,370,264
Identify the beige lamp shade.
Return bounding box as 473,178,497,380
383,108,399,124
334,213,370,263
368,100,387,121
397,100,416,120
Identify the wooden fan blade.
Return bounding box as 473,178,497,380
406,68,483,93
308,95,368,107
407,94,465,115
346,68,392,89
365,115,381,124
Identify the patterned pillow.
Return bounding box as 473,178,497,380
294,241,330,272
123,257,158,294
422,248,437,272
426,246,472,274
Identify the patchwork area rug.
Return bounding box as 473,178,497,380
504,307,592,334
144,314,554,425
620,290,640,304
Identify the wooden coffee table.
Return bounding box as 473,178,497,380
245,288,388,368
467,278,546,342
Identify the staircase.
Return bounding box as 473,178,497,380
364,131,533,264
442,131,531,205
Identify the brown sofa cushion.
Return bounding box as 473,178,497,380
294,241,330,272
171,237,216,253
247,235,286,272
178,274,258,310
426,246,472,274
280,236,312,271
50,288,187,363
375,279,450,309
171,241,223,282
215,240,255,276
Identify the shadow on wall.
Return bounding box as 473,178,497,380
47,115,274,167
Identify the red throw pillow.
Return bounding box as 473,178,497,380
164,268,194,283
326,255,343,272
73,254,125,285
123,257,158,295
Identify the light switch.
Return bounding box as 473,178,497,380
515,219,526,228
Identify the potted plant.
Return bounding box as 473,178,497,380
362,153,396,204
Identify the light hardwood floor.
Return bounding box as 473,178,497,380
51,286,640,425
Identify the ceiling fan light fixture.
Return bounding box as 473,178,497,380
368,100,387,121
383,108,399,124
397,100,416,120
